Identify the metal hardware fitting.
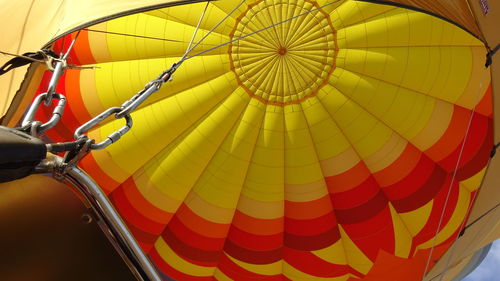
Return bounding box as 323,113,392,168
115,62,181,119
22,93,66,135
74,107,133,150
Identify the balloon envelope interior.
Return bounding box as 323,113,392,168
30,0,493,280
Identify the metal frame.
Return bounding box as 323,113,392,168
37,156,162,281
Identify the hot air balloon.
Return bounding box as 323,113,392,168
0,0,499,280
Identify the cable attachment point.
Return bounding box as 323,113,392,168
490,142,500,158
58,138,94,178
45,59,67,105
75,107,133,151
486,44,499,68
116,61,181,119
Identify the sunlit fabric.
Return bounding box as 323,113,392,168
0,0,194,119
29,0,492,280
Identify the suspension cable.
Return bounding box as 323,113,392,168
24,0,346,159
183,0,247,57
184,0,342,60
181,1,210,60
420,65,490,281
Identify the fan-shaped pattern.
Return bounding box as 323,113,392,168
33,0,492,280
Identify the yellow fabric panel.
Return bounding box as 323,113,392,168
336,46,479,110
284,106,326,185
155,237,214,277
145,2,235,37
285,181,328,203
91,73,236,181
386,0,483,40
213,269,232,281
319,82,393,160
339,226,373,274
90,143,130,184
283,261,351,281
398,200,434,237
456,47,491,109
389,204,413,258
301,96,352,162
331,66,437,142
228,254,282,276
236,194,284,220
79,69,107,118
409,100,454,151
363,133,407,173
426,47,473,105
184,192,234,224
210,1,248,18
104,13,228,61
192,98,265,209
86,23,113,62
146,87,249,201
135,170,182,213
2,1,493,280
313,240,349,265
330,1,397,29
1,0,186,118
320,148,360,177
337,8,482,49
92,55,230,111
241,106,285,202
315,0,347,14
460,167,487,192
418,186,472,249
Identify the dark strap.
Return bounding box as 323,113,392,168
486,44,500,67
490,143,500,158
0,49,58,75
0,126,47,183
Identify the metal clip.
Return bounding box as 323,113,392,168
74,107,133,150
45,59,67,105
22,93,66,135
115,62,181,119
60,138,94,177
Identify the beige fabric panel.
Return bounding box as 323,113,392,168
427,1,500,267
425,156,500,280
467,0,500,142
431,254,474,281
0,0,190,120
424,209,499,280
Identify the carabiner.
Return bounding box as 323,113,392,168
74,107,133,150
22,93,66,135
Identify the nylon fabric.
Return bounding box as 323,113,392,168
1,0,496,280
0,0,206,120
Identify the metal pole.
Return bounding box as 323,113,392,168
37,157,162,281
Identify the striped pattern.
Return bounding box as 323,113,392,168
32,1,492,280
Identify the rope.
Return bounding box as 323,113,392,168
0,51,45,63
461,202,500,234
184,0,343,60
